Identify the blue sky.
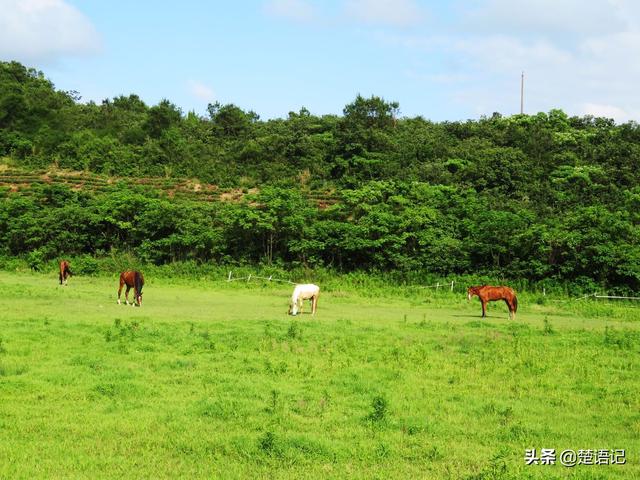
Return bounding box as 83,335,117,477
2,0,639,121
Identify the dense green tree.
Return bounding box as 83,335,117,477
1,60,639,290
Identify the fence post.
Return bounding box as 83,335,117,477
436,282,440,290
268,275,272,281
227,271,232,282
450,281,454,291
247,274,251,283
543,287,546,296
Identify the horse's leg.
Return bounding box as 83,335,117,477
481,299,487,318
299,299,304,315
125,286,131,305
117,280,124,304
311,296,317,315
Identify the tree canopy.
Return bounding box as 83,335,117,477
1,61,639,291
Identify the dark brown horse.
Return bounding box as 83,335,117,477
467,285,518,320
118,271,144,306
59,260,72,285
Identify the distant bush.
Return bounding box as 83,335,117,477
73,255,100,275
26,249,46,271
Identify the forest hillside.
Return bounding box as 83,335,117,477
1,61,639,290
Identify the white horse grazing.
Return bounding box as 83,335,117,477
288,284,320,316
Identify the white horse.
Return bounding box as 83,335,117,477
288,284,320,316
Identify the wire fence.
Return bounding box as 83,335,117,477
226,273,458,290
580,293,640,301
417,281,456,291
225,272,640,303
226,271,296,285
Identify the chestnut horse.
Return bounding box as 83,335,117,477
467,285,518,320
117,271,144,306
59,260,72,285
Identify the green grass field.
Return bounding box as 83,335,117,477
0,271,638,479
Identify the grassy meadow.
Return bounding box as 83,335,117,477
0,271,638,479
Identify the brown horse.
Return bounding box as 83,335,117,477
59,260,72,285
118,271,144,306
467,285,518,320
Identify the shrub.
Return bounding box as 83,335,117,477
367,395,389,424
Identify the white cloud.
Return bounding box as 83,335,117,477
582,103,632,122
0,0,101,63
404,69,471,84
580,31,640,72
464,0,626,37
264,0,317,23
187,80,215,103
264,0,426,28
448,35,573,73
375,1,640,121
344,0,425,27
259,0,640,121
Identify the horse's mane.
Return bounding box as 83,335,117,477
134,271,143,294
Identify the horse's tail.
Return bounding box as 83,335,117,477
513,294,518,313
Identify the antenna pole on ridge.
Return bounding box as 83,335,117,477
520,71,524,114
